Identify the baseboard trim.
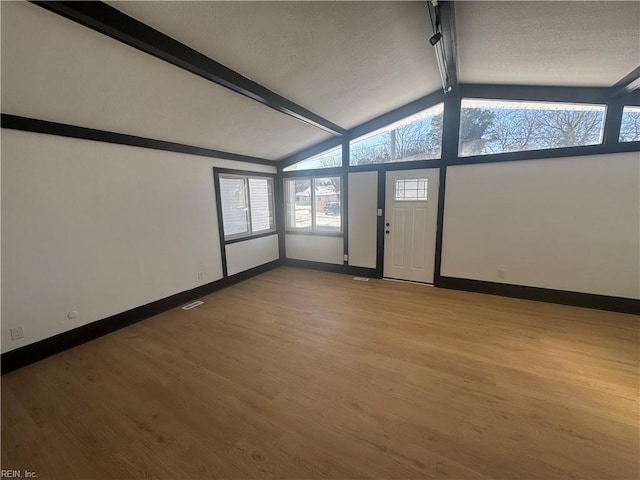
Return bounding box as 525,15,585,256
283,258,380,278
437,276,640,315
1,260,282,375
5,264,635,374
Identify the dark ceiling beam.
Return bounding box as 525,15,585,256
459,84,611,104
611,66,640,99
1,114,277,166
31,1,347,136
425,0,458,95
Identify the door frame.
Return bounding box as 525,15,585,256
375,165,446,283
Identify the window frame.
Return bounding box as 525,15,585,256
283,145,343,172
216,171,276,243
619,105,640,143
457,98,608,158
284,175,343,235
349,103,444,167
394,177,429,202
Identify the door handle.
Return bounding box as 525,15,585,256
385,230,390,234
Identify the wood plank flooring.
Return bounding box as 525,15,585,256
2,267,639,479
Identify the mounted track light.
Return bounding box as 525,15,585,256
425,0,458,95
429,32,442,46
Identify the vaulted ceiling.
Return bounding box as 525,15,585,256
456,1,639,86
2,1,638,161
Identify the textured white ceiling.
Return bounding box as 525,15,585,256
1,1,330,159
456,1,640,86
107,1,442,130
5,1,635,163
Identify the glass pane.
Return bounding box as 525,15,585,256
459,99,606,156
285,178,312,230
219,177,248,237
283,146,342,171
350,104,444,166
395,178,428,201
248,178,274,233
314,177,341,232
619,106,640,142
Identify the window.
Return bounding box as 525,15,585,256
459,99,606,157
285,176,341,232
283,146,342,171
395,178,428,201
350,104,444,166
219,174,274,240
619,106,640,142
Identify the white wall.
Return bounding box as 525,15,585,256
441,152,640,299
348,172,378,268
1,129,275,353
226,234,279,276
285,172,378,269
285,234,344,264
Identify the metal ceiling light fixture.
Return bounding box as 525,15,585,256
426,0,458,95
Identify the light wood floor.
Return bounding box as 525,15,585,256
2,267,639,479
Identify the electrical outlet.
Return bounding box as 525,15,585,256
497,269,506,279
197,271,204,281
343,254,349,262
10,327,24,341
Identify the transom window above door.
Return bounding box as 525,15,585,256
394,178,428,201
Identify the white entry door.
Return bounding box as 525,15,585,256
383,169,439,283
